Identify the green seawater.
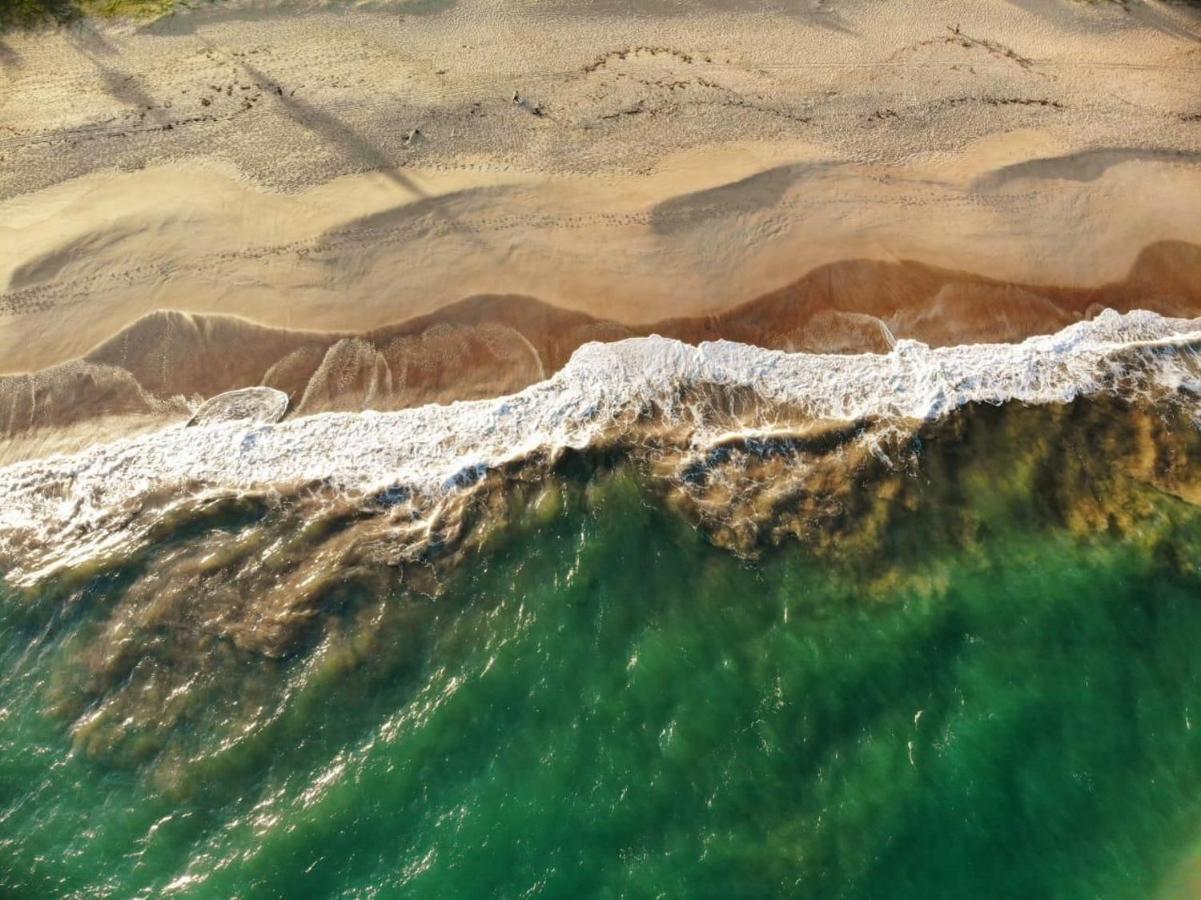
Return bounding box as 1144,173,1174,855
5,466,1201,897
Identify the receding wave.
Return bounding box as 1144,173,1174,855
3,309,1201,781
5,240,1201,470
1,308,1199,584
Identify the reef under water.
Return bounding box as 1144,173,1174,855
5,312,1201,897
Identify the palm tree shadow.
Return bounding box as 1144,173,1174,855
61,28,489,253
0,40,19,74
1129,0,1201,45
229,52,488,252
68,22,169,125
1006,0,1199,42
68,19,118,55
797,1,859,37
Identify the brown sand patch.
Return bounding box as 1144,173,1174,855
3,240,1200,463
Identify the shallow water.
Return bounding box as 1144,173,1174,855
5,435,1201,898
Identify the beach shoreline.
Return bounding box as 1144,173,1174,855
8,3,1201,894
1,0,1200,457
3,236,1201,464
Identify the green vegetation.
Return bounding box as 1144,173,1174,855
0,0,177,29
0,0,79,29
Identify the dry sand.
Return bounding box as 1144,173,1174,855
1,0,1200,457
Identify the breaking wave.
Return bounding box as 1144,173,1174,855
1,309,1201,586
6,308,1201,771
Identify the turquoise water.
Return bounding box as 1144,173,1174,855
5,429,1201,897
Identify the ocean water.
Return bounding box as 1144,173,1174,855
5,319,1201,897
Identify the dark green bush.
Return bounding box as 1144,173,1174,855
0,0,81,28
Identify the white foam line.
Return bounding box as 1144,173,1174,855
1,309,1200,582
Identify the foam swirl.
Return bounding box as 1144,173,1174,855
1,309,1200,585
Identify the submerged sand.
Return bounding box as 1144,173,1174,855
1,0,1200,457
12,327,1201,772
2,0,1201,798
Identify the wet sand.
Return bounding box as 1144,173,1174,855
1,0,1200,457
5,240,1201,465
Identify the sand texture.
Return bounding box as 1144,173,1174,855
1,0,1200,457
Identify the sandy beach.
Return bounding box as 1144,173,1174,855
9,8,1201,893
1,0,1200,457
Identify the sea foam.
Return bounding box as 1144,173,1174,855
1,309,1199,584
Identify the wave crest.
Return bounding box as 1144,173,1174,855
1,309,1200,586
6,310,1201,773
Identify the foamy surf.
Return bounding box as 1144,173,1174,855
1,309,1200,586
